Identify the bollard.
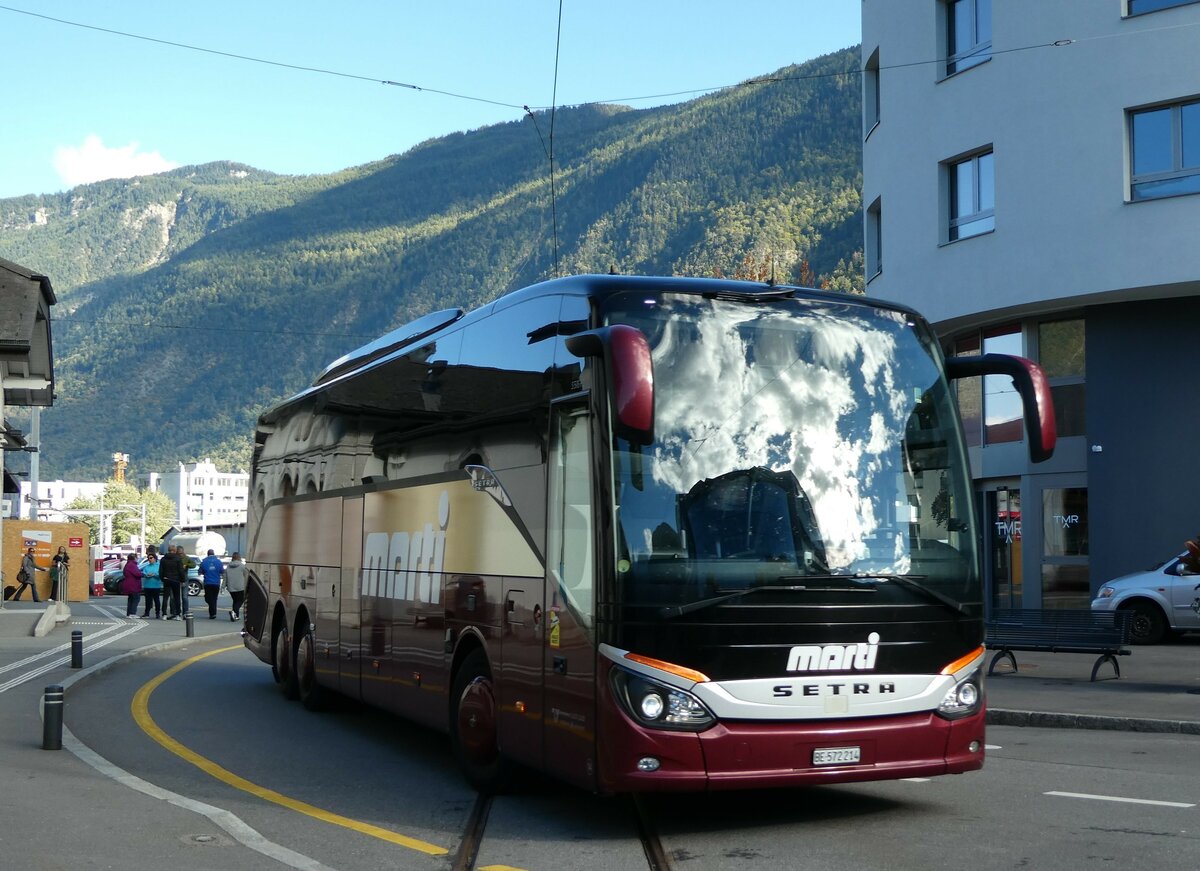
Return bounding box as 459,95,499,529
71,629,83,669
184,612,195,638
42,685,64,750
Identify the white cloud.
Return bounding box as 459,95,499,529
53,135,179,187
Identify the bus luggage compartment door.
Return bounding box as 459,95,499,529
498,578,545,771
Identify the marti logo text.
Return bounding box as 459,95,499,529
786,632,881,673
361,490,449,604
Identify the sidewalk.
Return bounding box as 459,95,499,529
984,633,1200,734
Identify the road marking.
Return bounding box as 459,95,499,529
0,610,143,694
1046,791,1195,808
985,744,1001,750
132,645,450,857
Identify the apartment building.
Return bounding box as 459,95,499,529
141,458,249,528
862,0,1200,609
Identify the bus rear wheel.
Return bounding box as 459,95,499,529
273,623,299,700
296,622,325,710
450,648,510,793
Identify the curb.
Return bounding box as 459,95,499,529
988,708,1200,735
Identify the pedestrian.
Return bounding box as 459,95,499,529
224,552,248,622
121,553,144,618
159,545,185,619
141,551,163,619
50,545,70,601
199,549,224,619
13,547,47,602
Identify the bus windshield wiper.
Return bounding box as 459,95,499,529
658,584,832,620
849,572,969,616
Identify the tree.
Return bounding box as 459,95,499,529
64,480,177,548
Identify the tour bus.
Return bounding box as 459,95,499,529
242,274,1054,793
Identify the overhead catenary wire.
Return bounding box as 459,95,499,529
547,0,564,278
7,2,1192,120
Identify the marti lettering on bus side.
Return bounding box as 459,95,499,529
361,490,449,604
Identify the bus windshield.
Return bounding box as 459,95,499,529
603,292,981,612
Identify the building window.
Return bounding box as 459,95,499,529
866,197,883,279
1038,319,1086,438
953,334,982,447
1130,100,1200,200
948,149,995,240
1127,0,1200,15
864,48,881,137
982,325,1022,444
1042,487,1089,609
946,0,992,75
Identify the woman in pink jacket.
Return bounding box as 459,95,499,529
121,554,144,618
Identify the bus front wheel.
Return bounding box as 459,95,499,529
450,648,510,793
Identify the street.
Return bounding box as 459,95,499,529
1,606,1192,871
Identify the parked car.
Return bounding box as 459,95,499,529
1091,553,1200,644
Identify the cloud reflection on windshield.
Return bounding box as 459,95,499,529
644,299,916,570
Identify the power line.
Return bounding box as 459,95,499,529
547,0,564,278
3,3,1199,116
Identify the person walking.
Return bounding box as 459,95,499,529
13,547,47,602
140,551,163,619
121,553,144,618
199,549,224,619
50,546,70,601
159,546,185,620
224,552,248,622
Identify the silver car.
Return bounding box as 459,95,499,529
1091,553,1200,644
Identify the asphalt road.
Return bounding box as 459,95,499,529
4,603,1198,871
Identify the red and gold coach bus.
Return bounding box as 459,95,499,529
242,274,1054,793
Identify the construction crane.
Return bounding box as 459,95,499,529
112,452,129,484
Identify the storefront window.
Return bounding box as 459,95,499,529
983,326,1022,444
1042,487,1089,608
954,334,982,446
1038,319,1086,438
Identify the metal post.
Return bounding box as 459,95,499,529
184,612,195,638
42,685,64,750
71,630,83,668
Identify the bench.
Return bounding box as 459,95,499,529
985,608,1133,681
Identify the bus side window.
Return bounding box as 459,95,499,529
549,405,593,628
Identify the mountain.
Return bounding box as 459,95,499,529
0,47,864,480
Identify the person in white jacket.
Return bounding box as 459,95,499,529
224,552,248,622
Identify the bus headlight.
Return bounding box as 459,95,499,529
611,669,714,731
936,669,982,720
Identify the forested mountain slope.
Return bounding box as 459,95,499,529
0,47,864,479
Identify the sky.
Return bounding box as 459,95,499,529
0,1,861,199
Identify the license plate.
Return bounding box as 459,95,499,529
813,746,860,766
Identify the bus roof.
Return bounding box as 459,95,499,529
259,274,923,426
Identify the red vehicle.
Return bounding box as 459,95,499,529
242,275,1054,792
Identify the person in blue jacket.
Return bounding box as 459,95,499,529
198,549,224,619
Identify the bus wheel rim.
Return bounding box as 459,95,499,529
457,676,498,765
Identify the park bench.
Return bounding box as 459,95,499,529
984,608,1133,681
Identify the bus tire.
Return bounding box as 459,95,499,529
296,621,325,711
450,648,510,793
273,623,299,700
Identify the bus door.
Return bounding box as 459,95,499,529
339,496,364,698
543,402,598,790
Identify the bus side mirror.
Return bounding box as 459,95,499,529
566,325,654,445
945,354,1057,463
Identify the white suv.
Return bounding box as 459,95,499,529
1091,554,1200,644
